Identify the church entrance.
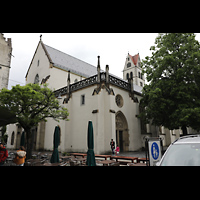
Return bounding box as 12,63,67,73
115,111,129,152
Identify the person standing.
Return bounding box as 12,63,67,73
0,142,8,166
115,145,120,155
110,139,115,154
13,146,26,166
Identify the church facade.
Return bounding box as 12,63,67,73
7,37,189,154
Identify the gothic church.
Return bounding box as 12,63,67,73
7,37,175,154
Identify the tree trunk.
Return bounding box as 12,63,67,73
25,128,33,160
181,125,188,136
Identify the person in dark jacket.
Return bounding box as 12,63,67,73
110,139,115,154
0,142,8,166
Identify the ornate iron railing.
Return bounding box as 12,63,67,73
109,75,130,91
54,73,131,97
70,74,98,92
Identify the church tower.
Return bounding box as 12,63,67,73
123,53,144,87
0,33,12,90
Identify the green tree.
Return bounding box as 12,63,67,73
140,33,200,135
0,83,69,159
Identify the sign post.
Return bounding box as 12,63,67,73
145,137,163,166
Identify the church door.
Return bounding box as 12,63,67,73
115,111,129,152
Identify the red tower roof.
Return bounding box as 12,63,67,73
129,53,139,65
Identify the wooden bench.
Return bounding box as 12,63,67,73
127,163,146,166
95,154,111,160
110,156,138,165
69,153,111,160
70,153,87,158
137,157,149,163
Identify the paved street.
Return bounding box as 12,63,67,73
107,151,146,158
3,149,149,166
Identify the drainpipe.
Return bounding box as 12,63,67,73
106,65,109,84
97,56,100,83
67,70,70,94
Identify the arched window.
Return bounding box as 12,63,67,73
126,73,129,80
11,131,15,145
138,72,141,78
130,72,133,78
34,74,39,84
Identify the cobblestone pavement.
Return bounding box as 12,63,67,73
107,151,146,158
3,149,148,166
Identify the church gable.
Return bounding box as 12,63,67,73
25,38,98,81
25,40,51,84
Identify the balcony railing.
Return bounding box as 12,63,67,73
54,73,130,97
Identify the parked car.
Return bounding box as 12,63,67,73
157,135,200,166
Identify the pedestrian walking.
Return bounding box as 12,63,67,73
110,139,115,154
115,145,120,155
0,142,8,166
13,146,26,166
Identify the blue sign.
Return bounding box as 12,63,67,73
151,142,159,160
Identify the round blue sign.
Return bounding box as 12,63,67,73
151,142,159,160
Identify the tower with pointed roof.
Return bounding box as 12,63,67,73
123,53,144,87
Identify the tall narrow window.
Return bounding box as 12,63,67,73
126,73,129,80
130,72,133,78
37,60,40,66
81,95,85,105
11,131,15,145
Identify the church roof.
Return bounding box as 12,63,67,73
26,40,143,95
129,53,139,65
43,43,97,78
26,40,98,79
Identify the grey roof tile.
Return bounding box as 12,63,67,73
44,44,97,78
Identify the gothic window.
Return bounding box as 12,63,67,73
37,60,40,67
11,131,15,145
138,72,141,78
130,72,133,78
115,94,123,108
126,73,129,80
34,74,39,84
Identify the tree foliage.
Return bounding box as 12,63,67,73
0,83,69,158
140,33,200,134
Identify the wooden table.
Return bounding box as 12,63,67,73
95,154,111,160
127,163,146,166
75,157,87,164
110,156,138,164
60,156,72,162
98,160,117,166
70,153,87,158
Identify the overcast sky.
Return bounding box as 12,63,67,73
4,33,200,89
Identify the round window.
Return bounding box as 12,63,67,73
115,94,123,108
